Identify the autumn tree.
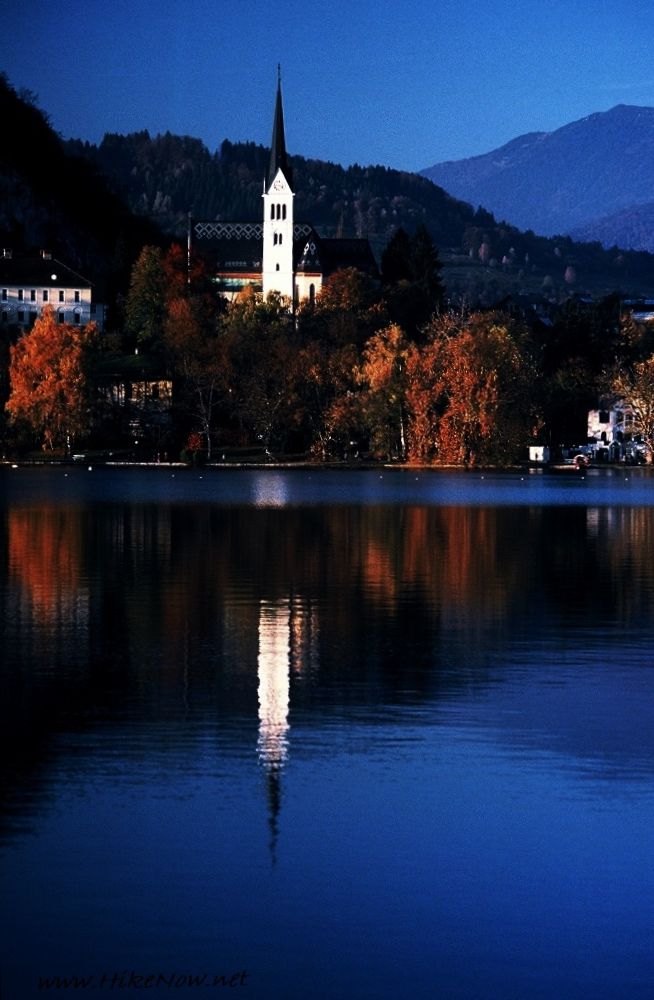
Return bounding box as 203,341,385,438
164,295,226,459
220,289,300,452
406,312,538,466
162,246,227,458
294,337,361,459
308,267,385,350
608,355,654,461
356,324,416,460
6,308,97,451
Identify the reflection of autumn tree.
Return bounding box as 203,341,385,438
6,309,97,450
8,507,83,622
406,312,538,466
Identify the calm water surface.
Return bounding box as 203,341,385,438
2,466,654,999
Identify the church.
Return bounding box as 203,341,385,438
189,73,378,304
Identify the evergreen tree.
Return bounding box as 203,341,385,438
124,245,166,352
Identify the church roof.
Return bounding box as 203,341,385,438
267,74,292,190
192,221,379,280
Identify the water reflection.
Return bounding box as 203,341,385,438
4,476,654,998
3,495,654,846
257,599,291,770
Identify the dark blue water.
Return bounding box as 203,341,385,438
2,466,654,999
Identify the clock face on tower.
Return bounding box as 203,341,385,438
272,178,286,191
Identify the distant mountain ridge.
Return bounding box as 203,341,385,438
421,105,654,246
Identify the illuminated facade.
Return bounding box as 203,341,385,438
190,76,378,305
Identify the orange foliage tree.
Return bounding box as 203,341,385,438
6,308,97,450
356,324,417,460
406,312,538,466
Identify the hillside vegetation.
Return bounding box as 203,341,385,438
3,75,654,302
66,129,654,301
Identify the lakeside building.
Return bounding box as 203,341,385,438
0,249,104,330
190,74,378,304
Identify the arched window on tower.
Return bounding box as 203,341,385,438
279,234,283,245
271,204,275,220
273,233,278,245
309,284,316,305
276,204,281,220
282,205,287,220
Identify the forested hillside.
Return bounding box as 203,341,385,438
67,129,654,300
4,72,654,304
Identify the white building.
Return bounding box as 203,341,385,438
190,74,378,305
0,249,104,329
588,399,646,461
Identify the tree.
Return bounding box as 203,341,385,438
381,227,413,284
124,245,166,351
356,324,416,460
610,355,654,461
381,225,444,339
220,290,299,452
164,295,226,459
6,309,96,450
406,312,538,466
163,248,226,458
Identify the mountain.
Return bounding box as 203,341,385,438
421,105,654,243
570,201,654,253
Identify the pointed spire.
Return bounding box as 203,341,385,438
267,67,292,189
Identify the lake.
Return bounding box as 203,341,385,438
1,465,654,999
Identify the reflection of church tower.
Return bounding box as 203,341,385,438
257,599,291,861
256,595,319,861
262,68,294,301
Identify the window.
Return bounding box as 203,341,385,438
30,289,36,301
17,310,24,323
276,204,281,220
282,205,287,220
74,290,80,302
276,264,280,271
18,289,23,301
43,289,49,302
1,289,6,301
73,311,81,325
270,204,275,220
59,289,65,302
599,410,610,423
58,311,65,324
309,284,316,304
273,233,278,245
1,311,7,323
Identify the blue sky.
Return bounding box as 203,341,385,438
2,0,654,171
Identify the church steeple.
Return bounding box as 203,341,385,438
262,68,295,301
267,66,292,189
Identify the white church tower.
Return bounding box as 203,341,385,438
262,69,295,301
